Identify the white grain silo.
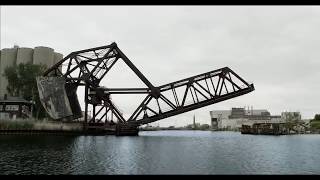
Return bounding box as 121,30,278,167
0,48,18,97
54,52,63,73
16,47,34,65
33,46,54,69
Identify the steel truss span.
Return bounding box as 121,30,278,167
38,42,254,129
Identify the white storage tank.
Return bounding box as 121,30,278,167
16,47,33,65
33,46,54,69
54,52,63,73
0,48,18,97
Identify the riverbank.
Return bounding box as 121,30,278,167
1,119,319,136
0,119,83,131
0,119,115,135
0,119,143,136
139,127,212,131
140,127,320,134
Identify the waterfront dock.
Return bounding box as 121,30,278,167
0,120,117,136
0,119,142,136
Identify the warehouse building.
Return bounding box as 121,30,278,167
210,107,282,130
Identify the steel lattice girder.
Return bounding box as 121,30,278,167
127,67,254,125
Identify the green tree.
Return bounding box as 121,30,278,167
311,114,320,130
314,114,320,121
4,63,47,119
199,124,210,130
186,124,193,129
3,66,20,96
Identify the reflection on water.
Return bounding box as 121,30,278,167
1,131,320,174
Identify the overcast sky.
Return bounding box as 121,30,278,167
1,6,320,126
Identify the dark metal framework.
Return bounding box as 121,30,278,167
42,42,254,128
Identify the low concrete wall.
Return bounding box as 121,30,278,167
33,121,83,131
0,119,83,131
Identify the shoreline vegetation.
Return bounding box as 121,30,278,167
139,124,320,134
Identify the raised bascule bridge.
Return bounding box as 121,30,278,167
36,42,254,136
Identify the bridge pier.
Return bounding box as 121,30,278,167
115,124,139,136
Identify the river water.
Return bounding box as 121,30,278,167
0,131,320,174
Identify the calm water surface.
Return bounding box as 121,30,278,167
1,131,320,174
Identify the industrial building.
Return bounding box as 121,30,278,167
0,45,63,98
281,112,302,122
240,111,304,135
0,45,63,119
210,107,283,130
0,95,33,119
